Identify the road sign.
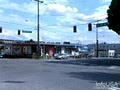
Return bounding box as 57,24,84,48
22,30,32,33
96,22,108,27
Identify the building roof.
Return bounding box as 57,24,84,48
0,39,81,47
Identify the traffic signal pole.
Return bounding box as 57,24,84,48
88,19,107,58
95,21,108,57
87,22,99,57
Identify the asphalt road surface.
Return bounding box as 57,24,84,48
0,58,120,90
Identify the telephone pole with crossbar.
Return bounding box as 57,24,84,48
34,0,43,59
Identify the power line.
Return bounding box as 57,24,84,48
40,27,80,42
0,20,27,26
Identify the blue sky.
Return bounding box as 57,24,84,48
0,0,120,44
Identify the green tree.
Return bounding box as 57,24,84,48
107,0,120,35
29,39,34,42
25,39,35,43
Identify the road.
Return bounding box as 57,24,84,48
0,58,120,90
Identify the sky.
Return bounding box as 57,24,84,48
0,0,120,44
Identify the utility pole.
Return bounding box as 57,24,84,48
34,0,43,59
96,25,99,57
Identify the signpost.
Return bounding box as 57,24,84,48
96,22,108,27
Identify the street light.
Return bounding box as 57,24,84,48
34,0,43,59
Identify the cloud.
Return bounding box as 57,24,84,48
0,0,68,16
0,0,81,26
43,0,68,4
46,3,78,16
0,9,4,14
0,13,36,30
42,31,62,41
0,0,46,15
0,0,20,11
51,4,109,26
42,1,116,44
1,27,39,41
46,4,66,16
1,28,29,40
95,5,109,14
100,0,112,3
82,5,109,21
0,0,119,44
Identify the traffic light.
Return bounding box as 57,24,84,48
0,27,2,33
88,23,92,31
18,30,20,35
73,26,77,33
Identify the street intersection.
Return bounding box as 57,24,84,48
0,58,120,90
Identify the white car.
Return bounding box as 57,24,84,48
0,53,3,58
54,54,68,59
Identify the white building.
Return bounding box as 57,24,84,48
87,43,120,57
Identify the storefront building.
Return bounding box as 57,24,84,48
0,39,81,58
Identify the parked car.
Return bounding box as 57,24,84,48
87,54,93,58
0,53,3,58
115,54,120,58
54,54,69,59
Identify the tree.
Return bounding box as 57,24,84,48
29,39,34,42
107,0,120,35
25,39,35,43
